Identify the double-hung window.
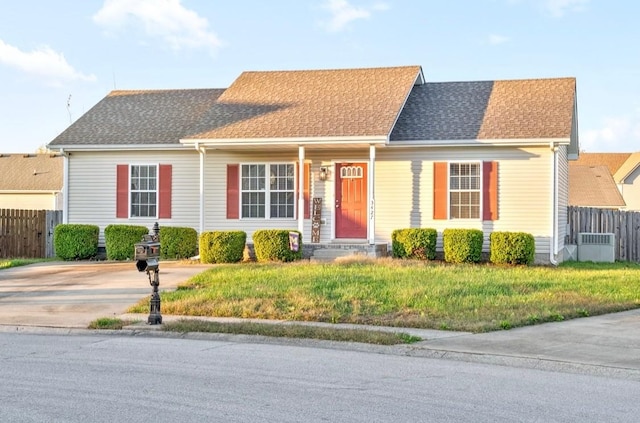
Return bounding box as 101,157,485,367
241,163,295,218
130,164,157,217
449,162,480,219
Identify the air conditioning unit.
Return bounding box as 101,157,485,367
577,233,615,263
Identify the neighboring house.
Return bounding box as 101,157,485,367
568,165,625,208
47,66,578,264
571,152,640,211
0,154,63,210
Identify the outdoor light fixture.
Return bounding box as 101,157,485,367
319,166,329,181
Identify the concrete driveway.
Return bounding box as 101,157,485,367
0,261,212,328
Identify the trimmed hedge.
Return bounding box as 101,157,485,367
490,231,535,265
160,226,198,260
104,224,149,261
391,228,437,260
54,224,99,260
253,229,303,262
199,231,246,264
443,228,484,263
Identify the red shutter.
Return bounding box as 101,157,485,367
304,162,311,219
158,164,172,219
433,162,448,220
227,164,239,219
116,164,128,218
483,161,499,221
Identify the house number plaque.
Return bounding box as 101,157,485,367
311,197,322,243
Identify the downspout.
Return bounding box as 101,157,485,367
549,142,559,265
298,146,305,234
196,143,206,235
61,148,69,224
369,145,376,245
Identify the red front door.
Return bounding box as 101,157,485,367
335,163,368,239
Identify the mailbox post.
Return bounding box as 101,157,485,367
135,224,162,325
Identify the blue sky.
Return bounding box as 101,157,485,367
0,0,638,153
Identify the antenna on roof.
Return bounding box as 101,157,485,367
67,94,72,124
113,69,117,90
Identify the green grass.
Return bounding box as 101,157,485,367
126,258,640,333
162,319,421,345
88,317,138,329
0,258,48,270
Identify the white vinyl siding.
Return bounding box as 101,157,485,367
66,150,200,246
0,193,61,210
374,147,554,256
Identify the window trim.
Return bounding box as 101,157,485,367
447,161,483,220
239,162,297,220
129,163,159,219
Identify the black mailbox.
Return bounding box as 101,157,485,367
135,235,160,272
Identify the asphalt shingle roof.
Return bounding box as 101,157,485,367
49,89,225,146
187,66,422,139
390,77,576,141
0,154,63,191
571,152,632,176
569,165,626,208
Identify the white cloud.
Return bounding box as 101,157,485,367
581,113,640,152
320,0,389,32
93,0,222,53
0,39,96,85
488,34,510,45
544,0,589,18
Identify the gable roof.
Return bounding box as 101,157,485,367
390,77,576,142
185,66,423,140
613,152,640,183
568,165,626,208
571,152,632,176
0,154,63,191
49,89,225,147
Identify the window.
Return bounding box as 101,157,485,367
130,165,157,217
449,162,480,219
241,163,295,218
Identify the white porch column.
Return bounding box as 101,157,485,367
198,145,206,235
298,146,305,234
369,145,376,244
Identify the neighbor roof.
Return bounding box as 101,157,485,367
569,165,625,208
390,77,576,141
612,152,640,183
571,152,632,176
0,154,63,191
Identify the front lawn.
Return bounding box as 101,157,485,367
128,258,640,332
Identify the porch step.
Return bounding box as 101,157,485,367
310,248,365,262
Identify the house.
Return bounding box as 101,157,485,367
0,154,64,210
568,165,625,208
47,66,578,264
571,152,640,210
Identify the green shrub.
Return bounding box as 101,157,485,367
104,224,149,261
159,226,198,260
199,231,246,263
253,229,303,262
443,229,484,263
54,224,99,260
490,231,535,265
391,228,437,260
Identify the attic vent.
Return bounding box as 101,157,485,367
577,232,615,263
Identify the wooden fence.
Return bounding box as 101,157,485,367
567,206,640,262
0,209,63,259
